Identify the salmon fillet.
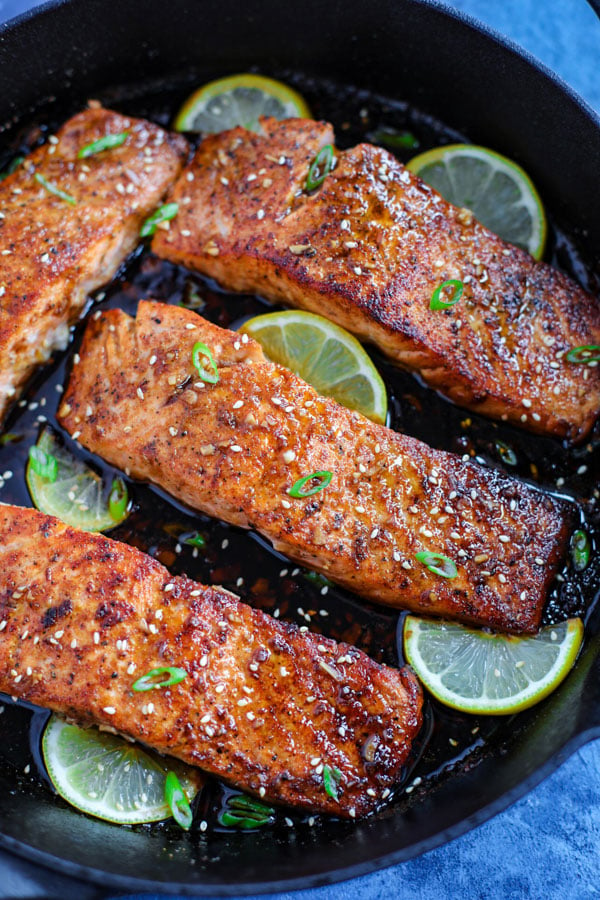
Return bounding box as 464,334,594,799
59,301,570,634
0,105,187,424
151,117,600,443
0,503,422,818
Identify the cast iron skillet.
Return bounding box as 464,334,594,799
0,0,599,895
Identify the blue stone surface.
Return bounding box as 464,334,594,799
0,1,599,898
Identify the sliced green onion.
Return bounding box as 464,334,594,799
34,172,76,206
77,132,128,159
165,770,193,830
0,155,25,180
132,666,187,692
192,341,219,384
218,793,275,830
323,765,342,801
108,477,128,521
183,532,206,549
140,202,179,238
565,345,600,365
305,144,334,191
370,129,419,150
415,550,458,579
0,432,21,446
430,279,464,310
28,445,58,482
303,570,334,588
571,529,591,572
495,440,517,466
287,470,333,498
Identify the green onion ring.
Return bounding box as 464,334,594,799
34,172,76,206
77,132,128,159
565,344,600,364
323,765,343,801
108,478,129,521
305,144,334,191
165,771,193,830
218,793,275,829
28,445,58,483
415,550,458,579
192,341,219,383
430,279,464,310
287,470,333,498
132,666,187,692
140,202,179,238
571,529,591,572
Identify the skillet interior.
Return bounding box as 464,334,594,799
0,0,599,893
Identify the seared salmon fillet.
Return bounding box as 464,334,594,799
0,503,422,818
0,106,187,424
59,301,570,634
152,117,600,442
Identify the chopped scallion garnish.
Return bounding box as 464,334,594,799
430,279,464,310
370,129,419,150
323,765,342,801
132,666,187,692
108,477,128,521
218,793,275,829
415,551,458,579
565,344,600,365
192,341,219,383
287,470,333,498
77,132,128,159
305,144,334,191
28,445,58,483
165,771,193,830
140,202,179,237
183,531,206,549
34,172,76,206
571,529,591,572
0,432,21,446
495,441,517,467
0,154,25,180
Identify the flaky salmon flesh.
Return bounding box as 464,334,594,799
152,117,600,442
0,106,188,424
0,504,422,818
59,301,571,634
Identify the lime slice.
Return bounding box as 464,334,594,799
174,73,311,133
403,615,583,715
26,427,130,532
42,715,202,825
240,310,387,424
407,144,547,258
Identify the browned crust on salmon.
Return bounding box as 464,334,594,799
59,301,571,633
0,106,188,424
0,503,422,818
152,117,600,442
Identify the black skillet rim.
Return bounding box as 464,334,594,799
0,0,599,894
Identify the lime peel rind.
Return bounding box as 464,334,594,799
403,616,583,715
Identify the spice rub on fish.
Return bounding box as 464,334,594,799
60,301,570,634
0,105,187,425
0,503,422,818
151,117,600,443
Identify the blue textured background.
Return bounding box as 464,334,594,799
0,1,599,898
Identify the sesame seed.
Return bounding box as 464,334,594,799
499,535,510,543
93,631,100,644
282,449,296,463
103,707,116,715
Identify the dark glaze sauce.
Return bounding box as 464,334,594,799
0,70,598,838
